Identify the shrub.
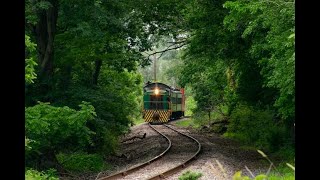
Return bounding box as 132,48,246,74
192,111,209,127
25,169,58,180
190,105,229,132
25,101,96,167
179,170,202,180
225,103,290,152
91,123,119,154
56,152,107,173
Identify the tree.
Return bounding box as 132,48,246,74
176,0,294,150
223,0,295,122
26,0,58,77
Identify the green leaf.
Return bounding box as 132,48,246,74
286,163,295,171
232,171,250,180
257,150,267,158
288,33,295,39
254,174,267,180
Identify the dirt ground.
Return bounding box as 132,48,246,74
165,120,269,180
94,120,269,180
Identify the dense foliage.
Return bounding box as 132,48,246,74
176,0,295,155
25,102,96,167
25,0,186,177
223,0,295,122
25,0,294,178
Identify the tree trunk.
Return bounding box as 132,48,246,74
34,0,59,79
208,110,211,126
92,60,102,86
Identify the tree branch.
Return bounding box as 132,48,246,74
167,39,188,44
121,133,146,143
147,42,188,60
214,106,227,117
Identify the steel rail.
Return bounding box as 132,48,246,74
96,123,172,180
147,124,201,180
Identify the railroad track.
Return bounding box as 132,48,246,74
96,123,201,180
147,124,201,180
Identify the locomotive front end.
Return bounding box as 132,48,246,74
143,82,171,123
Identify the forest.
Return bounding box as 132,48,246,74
25,0,294,179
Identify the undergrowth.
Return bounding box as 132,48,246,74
56,152,109,173
231,150,295,180
179,170,202,180
25,169,59,180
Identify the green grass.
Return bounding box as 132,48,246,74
175,119,193,127
265,163,295,180
225,134,295,180
268,173,295,180
179,170,202,180
232,164,295,180
132,118,145,125
174,118,201,128
270,146,295,162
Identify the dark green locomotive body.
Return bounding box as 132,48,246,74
142,82,185,123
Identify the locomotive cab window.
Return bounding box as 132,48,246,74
150,95,164,109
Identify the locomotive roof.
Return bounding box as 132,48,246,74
143,82,181,91
144,82,170,89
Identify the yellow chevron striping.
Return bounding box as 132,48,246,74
143,110,171,123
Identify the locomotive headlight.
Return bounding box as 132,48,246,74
155,88,159,95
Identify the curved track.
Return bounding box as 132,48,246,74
147,124,201,180
96,123,201,180
96,124,172,180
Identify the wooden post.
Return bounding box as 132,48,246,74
153,54,157,82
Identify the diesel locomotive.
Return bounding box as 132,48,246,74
142,81,185,123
